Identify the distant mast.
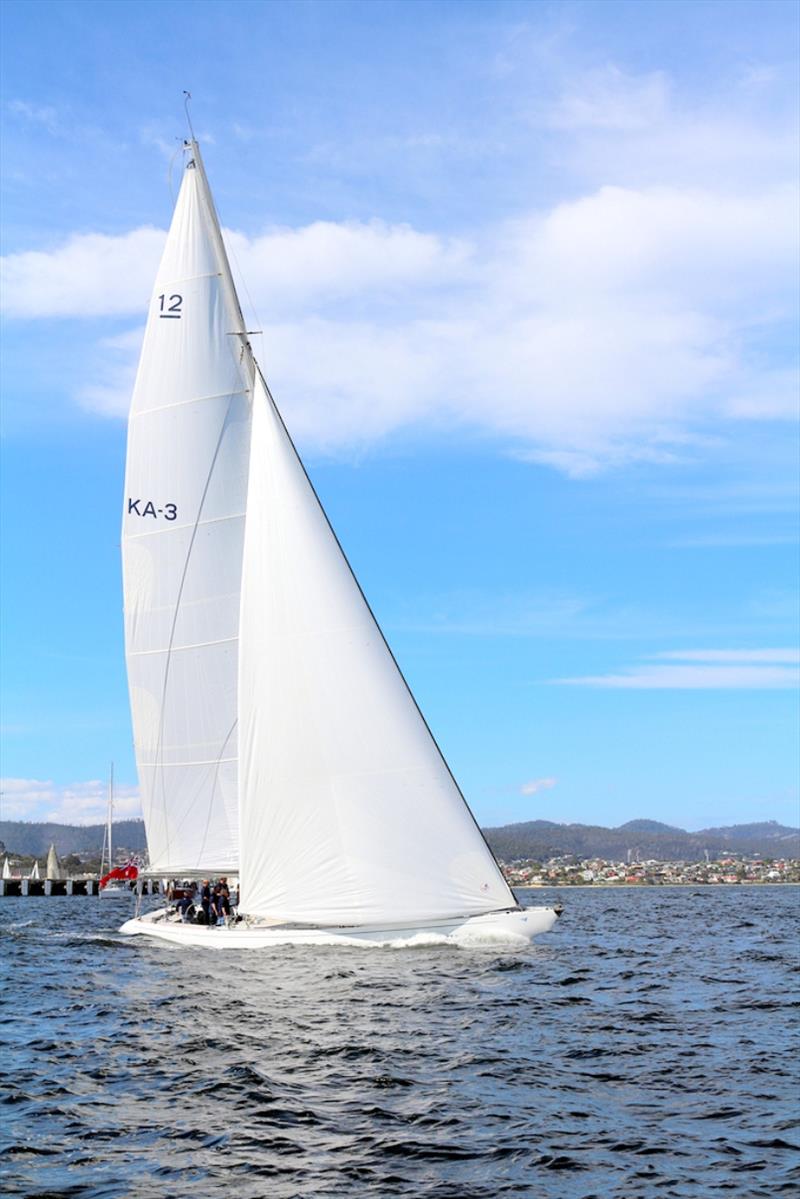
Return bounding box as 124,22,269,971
108,763,114,869
100,763,114,879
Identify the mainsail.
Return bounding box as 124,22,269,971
124,142,516,922
123,147,252,874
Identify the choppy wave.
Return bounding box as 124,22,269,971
2,887,798,1198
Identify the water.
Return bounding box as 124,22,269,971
2,887,798,1199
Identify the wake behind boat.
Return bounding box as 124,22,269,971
119,136,559,949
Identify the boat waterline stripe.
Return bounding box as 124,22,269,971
131,388,250,419
124,512,245,540
128,635,238,656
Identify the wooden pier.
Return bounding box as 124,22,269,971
0,878,165,897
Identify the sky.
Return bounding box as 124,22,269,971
1,0,798,832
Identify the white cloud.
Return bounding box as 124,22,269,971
656,648,799,664
520,777,557,795
548,66,670,131
1,228,166,318
225,219,470,314
388,586,800,642
533,50,797,197
77,327,144,416
723,368,800,421
392,589,596,637
231,121,258,142
1,778,142,824
1,178,796,472
138,124,179,160
558,648,800,689
8,99,59,134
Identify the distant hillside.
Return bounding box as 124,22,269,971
484,819,800,863
2,816,797,864
0,819,147,857
694,821,800,845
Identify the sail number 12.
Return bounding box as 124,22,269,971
158,294,183,319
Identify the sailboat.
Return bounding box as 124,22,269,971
99,764,129,896
119,139,560,948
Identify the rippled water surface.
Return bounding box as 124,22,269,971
2,887,798,1198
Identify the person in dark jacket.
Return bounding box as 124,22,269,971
200,879,212,925
218,878,231,924
176,881,196,922
212,882,224,925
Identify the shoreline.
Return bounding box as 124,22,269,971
514,881,800,889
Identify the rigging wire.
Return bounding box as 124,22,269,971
225,235,267,364
165,91,198,204
166,90,198,204
183,89,196,141
166,141,184,206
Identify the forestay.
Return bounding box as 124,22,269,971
237,373,515,926
122,148,253,874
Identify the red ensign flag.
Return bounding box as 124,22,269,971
99,864,139,889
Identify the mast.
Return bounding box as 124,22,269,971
108,763,114,869
187,141,249,342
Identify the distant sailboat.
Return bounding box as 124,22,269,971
120,139,560,947
99,765,129,896
45,843,62,881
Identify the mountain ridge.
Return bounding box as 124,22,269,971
0,820,148,858
483,818,800,862
1,817,797,862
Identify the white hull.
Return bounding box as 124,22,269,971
119,906,560,948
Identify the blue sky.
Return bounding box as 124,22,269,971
1,0,798,830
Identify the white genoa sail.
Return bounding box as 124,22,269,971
123,141,518,927
238,373,515,925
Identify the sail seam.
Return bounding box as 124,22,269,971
129,636,237,656
140,756,237,767
195,719,238,867
153,271,223,285
126,593,240,616
152,399,242,868
125,513,246,541
131,389,249,419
